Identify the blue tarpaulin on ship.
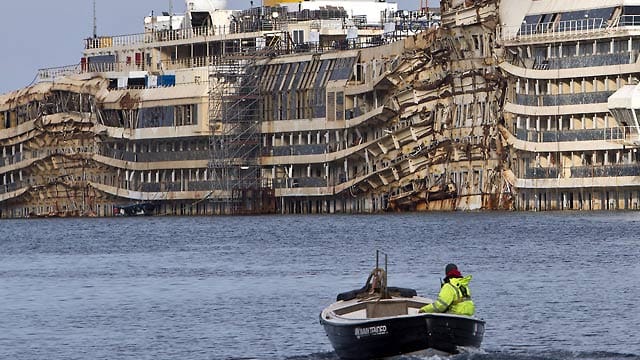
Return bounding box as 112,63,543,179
146,75,176,88
158,75,176,87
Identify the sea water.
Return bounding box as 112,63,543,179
1,212,639,360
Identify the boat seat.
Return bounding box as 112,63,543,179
366,301,408,318
336,286,417,301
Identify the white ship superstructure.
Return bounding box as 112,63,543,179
0,0,444,217
5,0,638,217
498,0,640,210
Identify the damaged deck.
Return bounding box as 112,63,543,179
5,0,637,217
0,0,511,217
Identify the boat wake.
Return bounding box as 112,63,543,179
285,352,339,360
284,349,640,360
465,350,640,360
394,349,640,360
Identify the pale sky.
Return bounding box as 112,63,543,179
0,0,439,95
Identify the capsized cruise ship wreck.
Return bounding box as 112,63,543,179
1,0,639,218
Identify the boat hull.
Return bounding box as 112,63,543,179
320,312,484,360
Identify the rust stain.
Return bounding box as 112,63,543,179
119,93,140,109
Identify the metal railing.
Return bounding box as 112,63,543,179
523,163,640,179
501,18,606,42
83,16,424,51
36,64,82,82
85,26,234,50
501,15,640,42
83,56,214,73
0,145,212,169
272,176,327,189
514,91,614,107
267,144,328,156
515,127,635,143
546,52,630,70
0,177,236,196
619,15,640,27
39,34,403,85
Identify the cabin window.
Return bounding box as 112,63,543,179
190,12,212,28
613,39,627,52
139,106,174,128
128,77,146,88
293,30,304,44
563,43,577,57
336,92,344,121
175,105,196,126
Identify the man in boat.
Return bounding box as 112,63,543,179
418,263,475,316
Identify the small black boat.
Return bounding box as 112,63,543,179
319,252,485,359
113,202,157,216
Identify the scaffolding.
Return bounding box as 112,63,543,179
208,57,275,214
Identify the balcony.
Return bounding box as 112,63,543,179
500,16,640,43
0,146,211,172
514,92,614,107
544,53,631,70
523,163,640,179
101,148,211,162
514,127,632,143
267,144,327,156
272,176,327,188
84,26,232,50
35,56,213,85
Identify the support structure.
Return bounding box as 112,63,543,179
208,57,275,214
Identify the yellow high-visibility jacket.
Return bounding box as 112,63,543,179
420,275,475,316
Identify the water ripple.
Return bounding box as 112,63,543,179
1,213,639,359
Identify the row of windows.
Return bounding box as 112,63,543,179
515,75,633,96
263,89,326,121
529,38,638,61
1,91,95,129
105,138,208,153
0,92,197,131
100,104,197,128
515,114,614,130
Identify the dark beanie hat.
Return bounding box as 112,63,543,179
445,263,458,274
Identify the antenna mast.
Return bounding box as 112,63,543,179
169,0,174,30
93,0,97,38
